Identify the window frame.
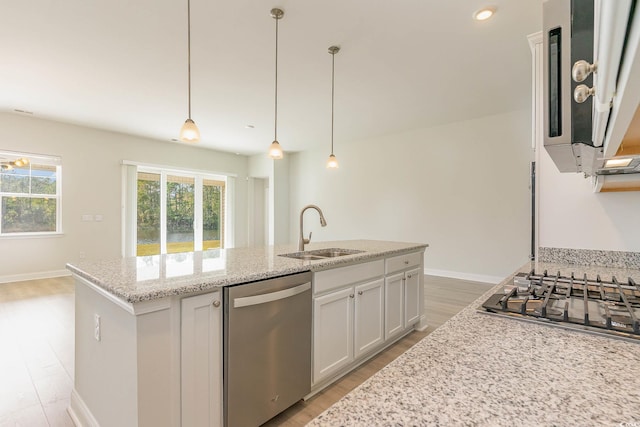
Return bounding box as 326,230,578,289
129,164,228,256
0,150,63,238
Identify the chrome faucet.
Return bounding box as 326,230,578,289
298,205,327,251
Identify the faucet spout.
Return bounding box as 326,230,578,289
299,204,327,251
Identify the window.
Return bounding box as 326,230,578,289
134,167,226,256
0,151,62,236
136,172,161,255
203,179,225,250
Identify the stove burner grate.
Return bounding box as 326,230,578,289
481,270,640,341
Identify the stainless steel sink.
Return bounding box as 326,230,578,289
279,248,364,260
281,253,326,261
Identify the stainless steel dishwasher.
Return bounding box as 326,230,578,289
223,271,312,427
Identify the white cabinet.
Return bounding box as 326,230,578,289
384,268,421,340
313,260,385,385
181,291,223,427
313,277,384,384
354,279,384,358
312,249,424,389
404,268,421,326
384,272,404,340
384,252,424,340
313,287,354,382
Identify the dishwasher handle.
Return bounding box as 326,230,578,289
233,282,311,308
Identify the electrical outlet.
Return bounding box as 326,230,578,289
94,314,101,342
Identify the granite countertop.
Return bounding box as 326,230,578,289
308,260,640,427
65,240,427,303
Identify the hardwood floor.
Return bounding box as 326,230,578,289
0,275,494,427
0,276,75,427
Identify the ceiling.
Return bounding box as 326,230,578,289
1,0,542,156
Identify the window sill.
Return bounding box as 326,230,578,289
0,231,64,240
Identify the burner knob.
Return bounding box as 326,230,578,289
572,60,596,82
574,84,595,103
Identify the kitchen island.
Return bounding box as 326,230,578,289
65,239,427,427
308,260,640,427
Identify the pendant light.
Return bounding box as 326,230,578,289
326,46,340,169
268,8,284,159
179,0,200,143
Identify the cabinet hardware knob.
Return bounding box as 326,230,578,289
404,261,409,265
407,274,412,279
212,300,221,308
349,294,354,298
358,291,363,295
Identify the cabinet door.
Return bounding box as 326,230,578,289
354,278,385,358
313,287,354,384
404,268,421,327
384,272,404,340
181,291,223,427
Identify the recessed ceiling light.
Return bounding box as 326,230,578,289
604,158,633,168
473,6,496,21
245,124,255,129
14,109,34,115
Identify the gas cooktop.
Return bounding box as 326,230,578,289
480,269,640,342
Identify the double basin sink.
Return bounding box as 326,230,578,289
279,248,364,261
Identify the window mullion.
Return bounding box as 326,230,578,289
194,176,203,251
160,172,167,254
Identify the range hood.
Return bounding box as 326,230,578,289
543,0,640,191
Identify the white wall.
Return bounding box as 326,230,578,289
0,113,249,280
288,109,533,282
538,143,640,251
247,154,289,245
273,158,290,245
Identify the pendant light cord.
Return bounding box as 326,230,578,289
331,50,335,155
187,0,192,119
274,15,279,141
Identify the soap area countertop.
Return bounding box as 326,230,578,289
65,240,427,303
308,260,640,427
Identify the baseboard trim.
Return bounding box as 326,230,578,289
423,268,503,285
69,388,99,427
0,269,71,284
415,313,429,331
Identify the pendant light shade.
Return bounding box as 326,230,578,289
326,45,340,169
180,0,200,143
326,154,338,168
268,8,285,159
268,140,283,159
180,118,200,142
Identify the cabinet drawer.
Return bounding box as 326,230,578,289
385,251,422,274
314,260,384,295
